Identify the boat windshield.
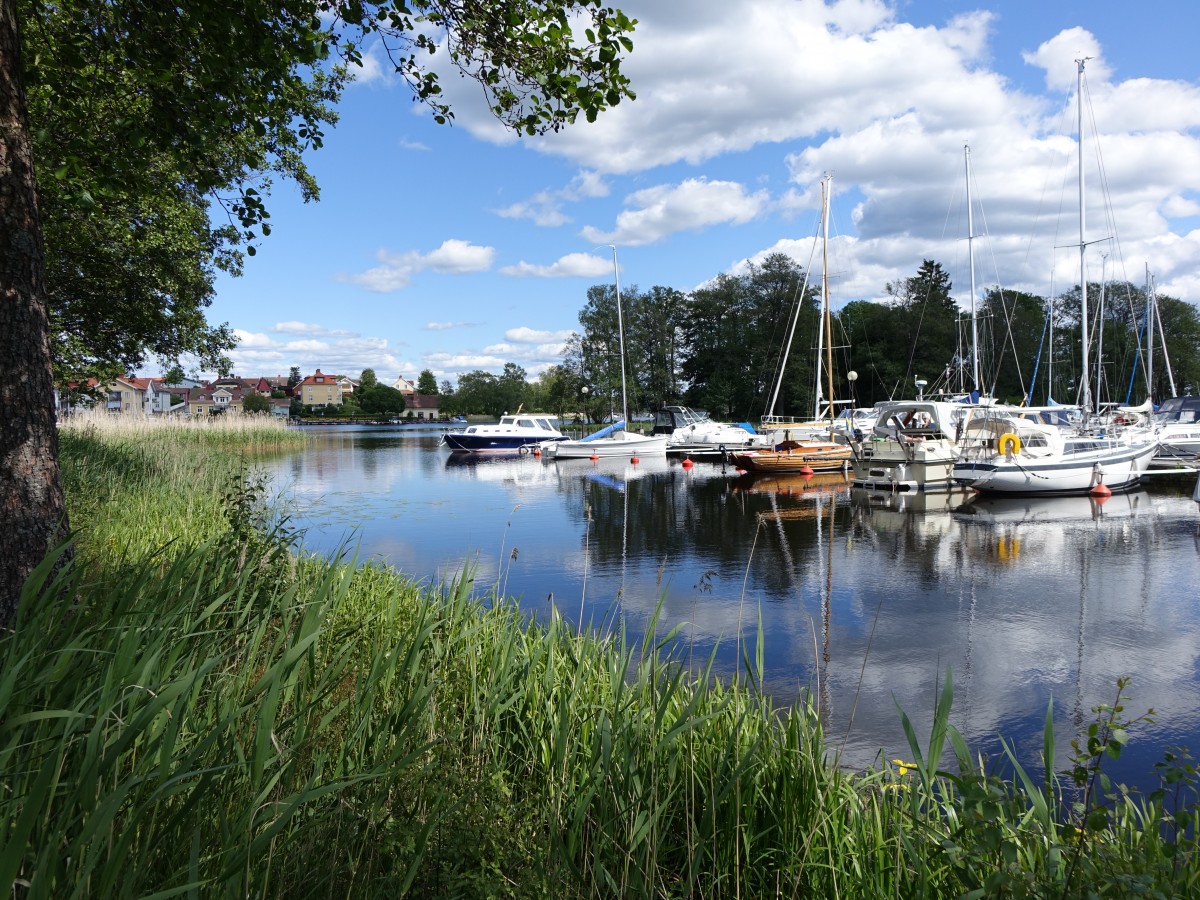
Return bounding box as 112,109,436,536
1155,397,1200,423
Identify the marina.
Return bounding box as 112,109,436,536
267,423,1200,791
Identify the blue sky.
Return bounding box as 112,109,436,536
196,0,1200,388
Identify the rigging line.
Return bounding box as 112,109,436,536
760,200,824,420
1081,76,1135,293
1153,274,1177,397
970,178,1032,400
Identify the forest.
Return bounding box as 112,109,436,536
441,252,1200,422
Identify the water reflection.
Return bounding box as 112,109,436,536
266,425,1200,788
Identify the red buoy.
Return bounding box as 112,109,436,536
631,456,640,464
799,465,814,478
682,458,694,469
1091,482,1112,498
590,454,599,461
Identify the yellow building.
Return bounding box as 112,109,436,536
298,369,343,408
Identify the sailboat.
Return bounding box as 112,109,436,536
731,174,853,474
952,60,1158,495
541,246,668,460
758,173,855,444
851,145,987,493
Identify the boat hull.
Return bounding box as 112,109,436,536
730,442,851,474
851,438,959,492
952,441,1157,495
544,432,669,459
441,433,566,453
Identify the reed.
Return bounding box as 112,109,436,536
59,408,305,453
57,410,301,561
3,423,1197,897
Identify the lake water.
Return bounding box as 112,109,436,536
264,423,1200,790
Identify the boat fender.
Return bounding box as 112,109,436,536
998,433,1022,456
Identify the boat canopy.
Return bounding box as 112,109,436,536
580,420,626,442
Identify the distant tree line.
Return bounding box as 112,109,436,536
442,252,1200,419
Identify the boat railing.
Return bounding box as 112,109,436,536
761,399,854,429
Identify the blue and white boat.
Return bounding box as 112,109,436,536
1152,396,1200,463
440,413,568,453
539,420,668,459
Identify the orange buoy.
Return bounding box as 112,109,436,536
532,448,541,457
631,456,640,464
590,454,599,461
682,458,694,469
799,465,814,477
1091,481,1112,498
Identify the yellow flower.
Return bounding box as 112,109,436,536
892,759,915,777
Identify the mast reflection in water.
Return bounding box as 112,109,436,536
268,424,1200,790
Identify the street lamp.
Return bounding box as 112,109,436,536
580,385,589,426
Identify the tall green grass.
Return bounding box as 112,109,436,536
3,423,1198,896
57,411,302,561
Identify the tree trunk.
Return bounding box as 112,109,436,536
0,0,71,628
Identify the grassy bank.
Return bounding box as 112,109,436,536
2,417,1197,896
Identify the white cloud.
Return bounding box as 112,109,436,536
580,178,770,246
204,2,1200,392
500,252,613,278
504,326,575,343
492,170,610,227
494,193,571,227
1022,27,1108,93
219,327,411,385
424,239,496,273
353,50,387,86
272,322,357,337
342,239,496,293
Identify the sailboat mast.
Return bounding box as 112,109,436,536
1151,270,1177,397
812,176,829,421
965,144,980,393
1077,58,1093,417
822,174,835,426
610,245,630,426
1145,262,1155,403
1095,253,1107,410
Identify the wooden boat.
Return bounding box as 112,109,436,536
729,469,850,497
729,439,851,474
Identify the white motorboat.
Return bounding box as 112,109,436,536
440,413,568,453
851,399,972,492
851,145,998,494
652,405,765,456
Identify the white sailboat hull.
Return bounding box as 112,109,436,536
544,430,668,459
952,440,1157,495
